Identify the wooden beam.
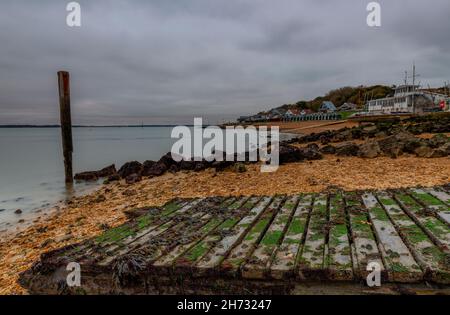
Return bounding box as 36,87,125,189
57,71,73,184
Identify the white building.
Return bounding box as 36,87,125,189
366,84,448,114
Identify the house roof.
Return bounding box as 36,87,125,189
320,101,337,111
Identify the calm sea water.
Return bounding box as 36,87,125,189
0,127,298,233
0,127,177,232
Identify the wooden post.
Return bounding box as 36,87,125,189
58,71,73,184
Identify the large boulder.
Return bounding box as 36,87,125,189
377,131,416,158
118,161,143,178
96,164,117,177
428,134,449,148
358,141,381,158
158,152,179,168
145,162,167,177
141,160,156,176
278,144,303,164
335,142,359,157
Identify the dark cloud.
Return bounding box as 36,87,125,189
0,0,449,125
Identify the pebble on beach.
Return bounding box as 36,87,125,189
14,209,22,215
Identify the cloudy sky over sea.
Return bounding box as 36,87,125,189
1,0,449,125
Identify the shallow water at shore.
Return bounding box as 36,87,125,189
0,127,299,232
0,127,177,232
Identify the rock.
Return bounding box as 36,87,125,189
40,239,54,248
99,223,110,231
118,161,143,178
414,145,433,158
15,209,23,214
194,161,207,172
438,142,450,156
428,134,448,148
234,163,247,173
428,148,449,158
107,174,121,182
377,131,416,158
358,141,381,158
74,164,116,181
96,164,117,177
332,129,353,142
74,171,98,181
158,152,179,168
141,160,156,176
320,145,336,155
403,138,425,154
0,209,5,212
319,134,331,145
179,160,195,171
145,162,167,177
125,173,142,184
335,142,359,156
212,160,232,171
168,164,179,173
18,219,25,223
122,189,137,197
278,144,303,164
299,146,323,160
95,194,106,203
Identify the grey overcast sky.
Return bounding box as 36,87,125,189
1,0,449,125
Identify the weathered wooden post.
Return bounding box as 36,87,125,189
57,71,73,184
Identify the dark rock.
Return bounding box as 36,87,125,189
278,144,303,164
74,171,98,181
358,141,381,158
403,138,425,154
141,160,156,176
75,164,116,181
15,209,23,214
179,160,195,171
212,160,232,171
306,143,320,151
168,164,179,173
145,162,167,177
108,174,121,182
95,194,106,203
125,173,142,184
428,134,448,148
319,134,331,145
96,164,117,177
377,131,416,158
299,146,323,160
118,161,143,178
194,161,207,172
234,163,247,173
320,145,336,155
335,142,359,156
122,189,137,197
158,152,179,168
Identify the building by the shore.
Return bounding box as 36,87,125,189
366,84,449,114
